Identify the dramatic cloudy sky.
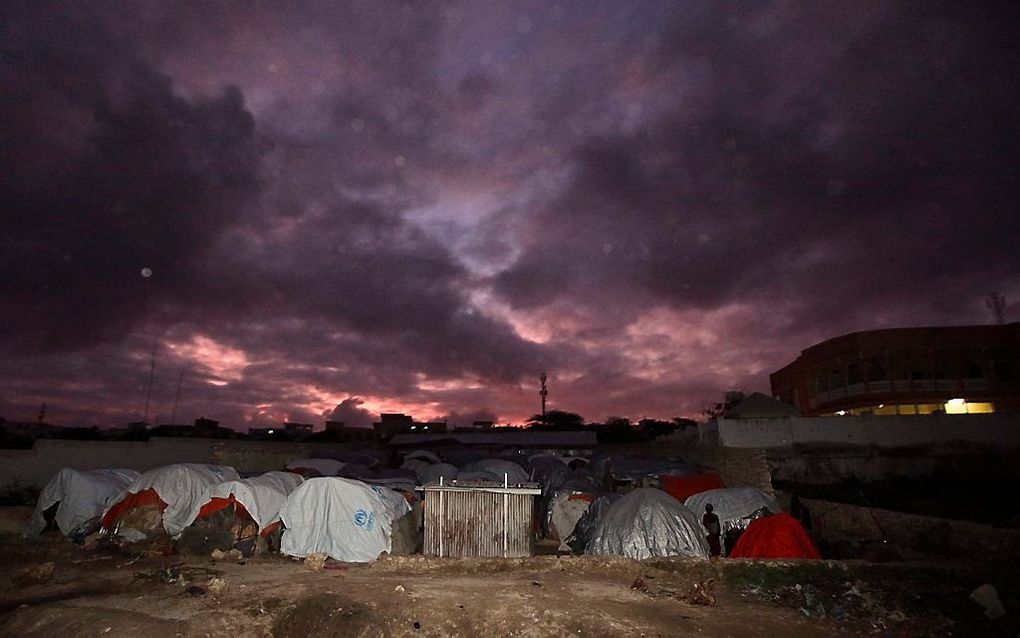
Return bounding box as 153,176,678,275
2,1,1018,429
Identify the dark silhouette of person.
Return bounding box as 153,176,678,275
703,503,721,557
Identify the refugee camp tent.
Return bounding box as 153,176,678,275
285,458,345,477
404,449,441,464
541,467,602,546
418,462,458,485
684,487,778,537
280,477,410,562
729,513,821,559
25,468,140,538
586,488,710,560
565,492,620,554
101,464,240,540
182,471,304,534
659,472,726,503
461,459,529,485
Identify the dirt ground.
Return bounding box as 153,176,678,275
1,535,1017,637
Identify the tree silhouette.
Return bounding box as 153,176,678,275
526,410,586,430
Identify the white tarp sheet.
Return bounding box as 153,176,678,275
587,488,710,560
280,477,401,562
25,468,140,538
684,487,778,535
104,464,240,537
181,470,304,533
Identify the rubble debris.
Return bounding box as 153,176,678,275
682,579,717,606
970,584,1006,620
210,548,244,562
630,576,646,591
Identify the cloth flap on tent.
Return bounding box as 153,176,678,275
729,513,821,559
25,468,139,538
659,473,725,503
279,477,396,562
182,470,304,533
102,464,240,536
586,488,710,560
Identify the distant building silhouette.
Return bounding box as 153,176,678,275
373,413,447,441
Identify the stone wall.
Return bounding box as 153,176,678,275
801,496,1020,563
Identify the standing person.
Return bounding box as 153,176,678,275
703,504,721,557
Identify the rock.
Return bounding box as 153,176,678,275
970,584,1006,620
394,585,405,592
185,585,206,597
207,577,227,594
14,562,55,586
305,553,328,572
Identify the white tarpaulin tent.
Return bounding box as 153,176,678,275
684,487,779,535
418,463,458,485
181,470,304,533
102,464,240,538
280,477,409,562
25,468,140,538
461,459,529,485
587,488,710,560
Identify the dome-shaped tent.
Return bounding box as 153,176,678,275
729,513,821,559
279,477,411,562
101,464,239,540
586,488,710,560
25,468,139,538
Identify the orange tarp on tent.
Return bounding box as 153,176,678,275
100,488,166,529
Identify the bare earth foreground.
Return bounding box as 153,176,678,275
2,534,1018,638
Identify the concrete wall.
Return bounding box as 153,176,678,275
716,413,1020,449
0,438,359,490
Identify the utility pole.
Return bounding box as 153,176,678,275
539,372,548,417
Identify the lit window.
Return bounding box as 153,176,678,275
944,398,967,414
964,402,995,414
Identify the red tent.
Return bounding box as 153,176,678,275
729,513,821,559
659,473,725,503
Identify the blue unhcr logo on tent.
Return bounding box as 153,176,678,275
354,509,376,531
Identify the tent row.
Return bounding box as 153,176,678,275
27,464,416,562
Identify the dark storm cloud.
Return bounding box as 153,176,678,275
0,2,261,353
496,1,1020,334
3,1,1017,428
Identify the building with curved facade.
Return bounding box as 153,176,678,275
770,323,1020,416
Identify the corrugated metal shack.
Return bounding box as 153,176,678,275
423,480,542,558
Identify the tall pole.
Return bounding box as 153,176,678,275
143,344,156,424
540,372,548,417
